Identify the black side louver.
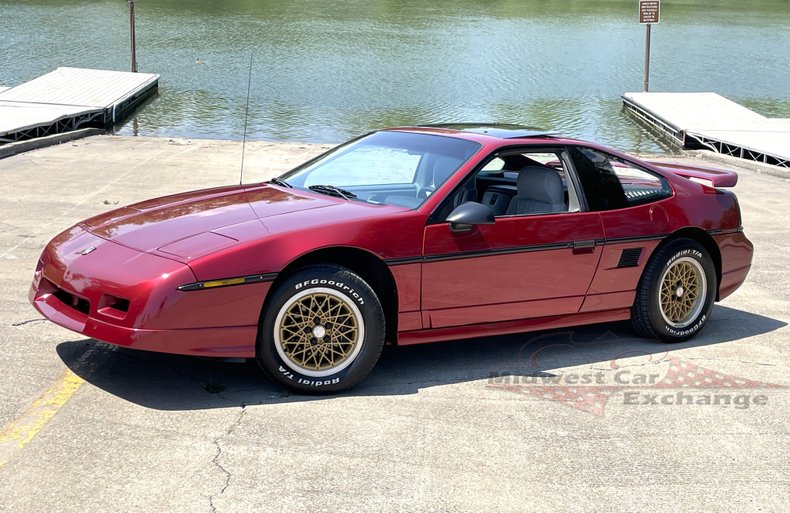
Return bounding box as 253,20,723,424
617,248,642,268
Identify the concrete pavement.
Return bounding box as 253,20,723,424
0,136,787,513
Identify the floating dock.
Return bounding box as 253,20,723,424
0,67,158,145
623,92,790,168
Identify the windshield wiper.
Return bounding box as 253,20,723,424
266,177,293,188
308,184,357,200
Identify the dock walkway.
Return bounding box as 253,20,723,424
623,92,790,168
0,67,158,145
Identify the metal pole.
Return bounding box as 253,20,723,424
129,0,137,72
643,23,651,92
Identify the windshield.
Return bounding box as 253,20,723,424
281,131,482,209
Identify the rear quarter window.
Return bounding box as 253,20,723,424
569,146,671,210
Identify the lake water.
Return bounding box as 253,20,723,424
2,0,789,153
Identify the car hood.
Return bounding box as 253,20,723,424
80,184,336,258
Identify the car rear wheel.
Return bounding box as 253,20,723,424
256,265,385,393
631,238,716,342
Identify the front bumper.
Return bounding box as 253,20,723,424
29,226,266,357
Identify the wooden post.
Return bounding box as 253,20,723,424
129,0,137,72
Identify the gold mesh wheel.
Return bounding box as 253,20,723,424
273,287,364,377
658,257,707,328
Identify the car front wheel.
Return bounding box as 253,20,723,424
632,238,716,342
256,265,385,393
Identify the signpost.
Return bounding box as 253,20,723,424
128,0,137,72
639,0,660,91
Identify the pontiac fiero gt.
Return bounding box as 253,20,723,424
30,125,753,392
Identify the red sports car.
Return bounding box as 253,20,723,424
30,125,753,392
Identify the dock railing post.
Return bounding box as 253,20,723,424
643,24,651,92
129,0,137,72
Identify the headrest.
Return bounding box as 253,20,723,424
516,166,564,203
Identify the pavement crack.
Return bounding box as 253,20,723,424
11,318,46,327
732,360,782,368
209,405,247,513
681,357,785,368
158,362,243,406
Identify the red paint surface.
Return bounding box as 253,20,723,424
647,161,739,187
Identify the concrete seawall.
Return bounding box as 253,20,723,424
3,133,784,188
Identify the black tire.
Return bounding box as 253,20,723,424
631,238,716,343
256,265,385,393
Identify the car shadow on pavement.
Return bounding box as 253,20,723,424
57,304,786,410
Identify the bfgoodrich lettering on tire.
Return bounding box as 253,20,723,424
632,238,716,343
256,265,385,393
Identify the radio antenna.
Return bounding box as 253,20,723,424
239,52,253,186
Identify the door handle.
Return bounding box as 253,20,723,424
571,240,596,254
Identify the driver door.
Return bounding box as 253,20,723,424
420,148,604,328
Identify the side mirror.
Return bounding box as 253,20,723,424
446,201,495,233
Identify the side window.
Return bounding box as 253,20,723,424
481,157,505,172
568,147,671,210
474,149,581,217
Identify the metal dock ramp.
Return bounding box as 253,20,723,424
0,67,158,145
623,92,790,168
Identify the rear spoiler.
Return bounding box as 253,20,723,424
647,161,738,188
